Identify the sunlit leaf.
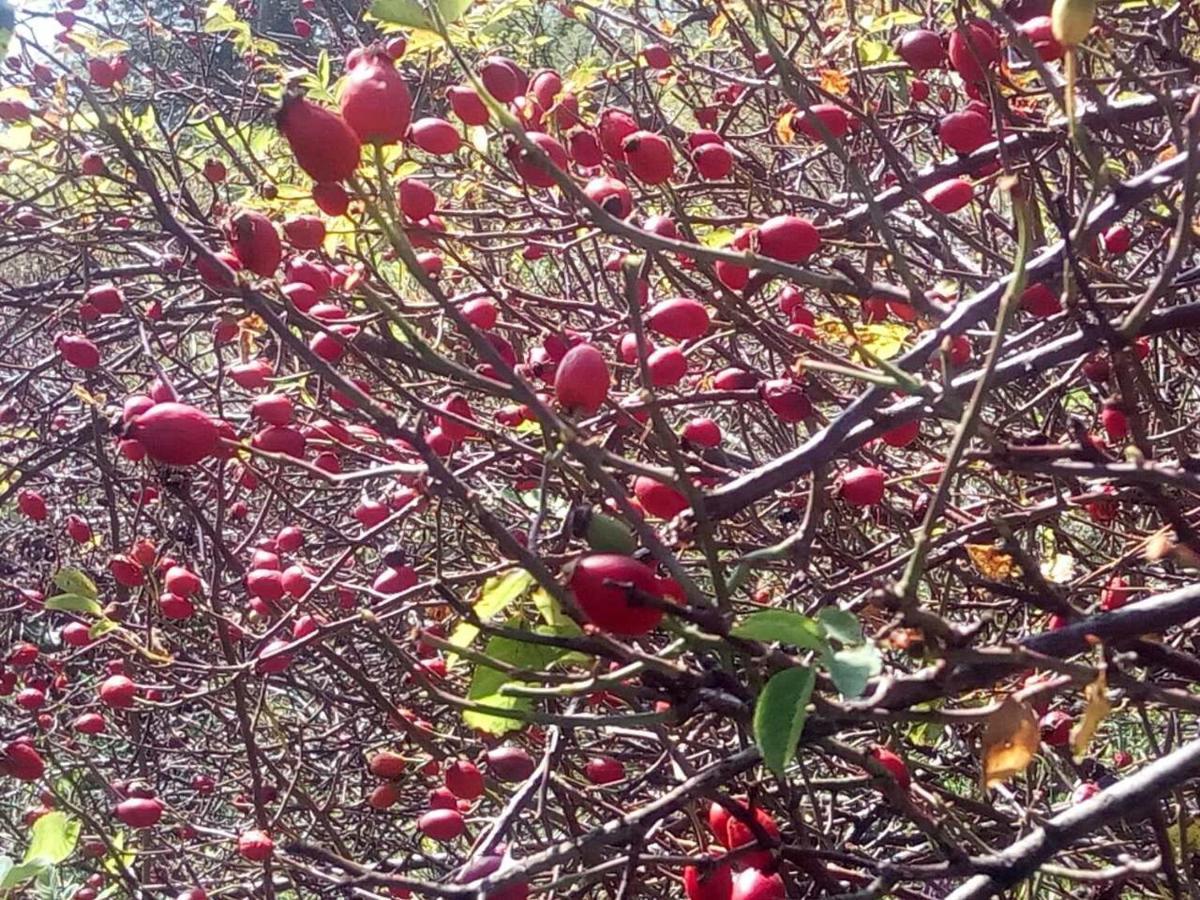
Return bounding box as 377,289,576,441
462,626,565,735
775,111,794,144
45,594,103,617
981,696,1039,790
966,544,1015,581
732,610,825,652
24,812,79,866
447,570,535,665
368,0,470,32
819,68,850,95
827,643,882,697
753,666,815,775
1071,668,1111,758
54,567,98,600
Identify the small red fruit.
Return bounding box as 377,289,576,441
584,755,624,785
445,759,484,799
99,674,136,708
56,333,100,369
369,750,406,780
237,829,274,861
840,466,886,507
621,131,675,184
555,343,611,415
339,47,412,144
419,808,464,841
486,745,536,782
568,554,665,636
584,175,633,218
227,209,282,277
868,746,911,790
126,403,219,466
938,109,992,154
1039,709,1072,746
684,859,733,900
598,107,638,159
730,868,785,900
633,476,689,519
409,117,460,155
948,21,1000,83
760,379,812,422
896,29,945,71
794,103,849,140
693,142,733,180
924,178,974,214
646,297,709,340
757,215,821,263
277,94,361,183
115,797,163,829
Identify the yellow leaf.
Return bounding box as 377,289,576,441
709,11,727,36
981,696,1039,790
1070,668,1111,758
658,18,675,35
966,544,1015,581
814,316,910,360
819,68,850,96
72,384,107,408
775,111,795,144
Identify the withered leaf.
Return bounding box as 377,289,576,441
1070,668,1111,758
981,695,1039,790
967,544,1015,581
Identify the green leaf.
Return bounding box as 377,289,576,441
89,618,119,639
53,567,98,601
102,831,136,876
753,666,816,776
45,594,103,616
23,811,79,866
817,607,862,645
446,570,535,665
368,0,470,32
463,626,565,736
0,860,44,889
732,611,826,653
826,643,882,698
531,586,580,633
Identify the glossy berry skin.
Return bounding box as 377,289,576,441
410,117,461,155
633,476,689,519
646,297,709,340
17,489,48,521
339,47,412,144
283,215,325,250
237,829,274,861
1101,224,1132,255
621,131,674,184
598,107,638,159
418,808,464,841
554,343,610,415
794,103,849,141
938,110,992,154
227,209,282,277
924,178,974,214
583,755,624,785
693,142,733,180
730,868,785,900
869,746,911,790
760,379,812,423
276,95,361,183
369,750,406,780
896,29,945,70
126,403,219,466
448,85,489,125
57,334,101,369
647,346,688,387
486,745,536,782
568,554,664,636
682,417,722,447
1039,709,1072,746
99,674,136,708
115,797,163,829
948,21,1000,83
1101,404,1129,441
840,466,886,507
684,859,733,900
445,759,485,800
584,175,633,218
2,741,46,781
510,132,569,188
758,214,821,263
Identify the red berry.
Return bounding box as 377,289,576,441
646,297,709,340
621,131,675,184
598,107,638,160
896,28,945,71
227,209,282,277
237,829,274,861
757,215,821,263
445,759,484,799
760,379,812,422
869,746,911,790
683,859,733,900
555,343,611,415
17,489,48,521
1020,282,1061,317
730,868,785,900
126,403,219,466
948,21,1000,83
486,745,536,782
924,178,974,213
840,466,886,507
681,417,721,447
339,47,412,144
409,117,460,155
369,750,407,780
1018,16,1064,61
794,103,849,140
510,132,569,188
583,175,633,218
568,554,665,636
447,85,489,126
99,674,136,708
56,333,100,369
1101,223,1132,255
647,345,688,387
583,755,624,784
693,142,733,179
418,808,464,841
938,109,992,154
114,797,163,829
277,94,361,183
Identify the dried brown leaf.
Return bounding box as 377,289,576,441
981,695,1039,790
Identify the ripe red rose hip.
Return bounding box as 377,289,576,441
584,755,624,784
684,858,733,900
418,808,464,841
486,745,536,782
757,215,821,263
646,297,709,340
445,759,484,799
237,829,274,861
554,343,610,415
115,797,163,829
568,553,665,636
339,47,412,145
869,746,911,790
896,28,945,70
731,868,785,900
277,94,361,183
621,131,675,184
228,209,282,277
126,403,220,466
839,466,886,507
